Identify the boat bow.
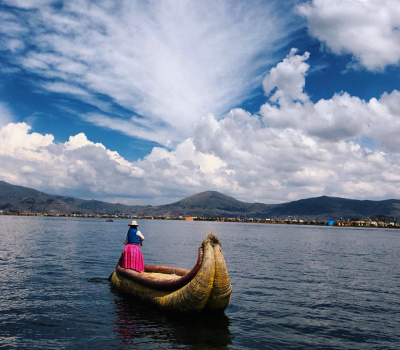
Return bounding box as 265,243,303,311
110,233,231,312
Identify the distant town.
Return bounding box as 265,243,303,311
1,210,399,229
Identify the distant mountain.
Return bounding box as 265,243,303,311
0,181,138,216
0,181,91,215
266,196,400,220
0,180,44,199
1,180,400,220
149,191,273,217
53,196,145,215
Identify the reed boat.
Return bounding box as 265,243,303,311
109,233,232,313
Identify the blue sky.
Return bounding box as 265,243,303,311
1,0,400,205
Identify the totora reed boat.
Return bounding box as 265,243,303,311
109,233,232,313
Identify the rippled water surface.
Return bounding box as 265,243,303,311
1,216,400,349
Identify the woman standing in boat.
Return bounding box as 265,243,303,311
122,220,144,272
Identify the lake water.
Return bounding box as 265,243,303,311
0,216,400,349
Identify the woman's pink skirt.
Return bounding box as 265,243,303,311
122,244,144,272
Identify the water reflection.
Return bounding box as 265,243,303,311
114,300,140,345
113,291,233,349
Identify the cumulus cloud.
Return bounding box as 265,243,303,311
2,49,400,204
0,122,230,203
193,108,400,202
259,49,400,152
298,0,400,70
0,0,295,145
194,49,400,202
263,48,310,103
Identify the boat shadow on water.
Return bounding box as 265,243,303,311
111,289,233,349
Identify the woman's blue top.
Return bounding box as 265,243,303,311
126,228,141,244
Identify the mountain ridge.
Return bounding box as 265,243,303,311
0,180,400,220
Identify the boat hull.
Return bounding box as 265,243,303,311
110,233,231,312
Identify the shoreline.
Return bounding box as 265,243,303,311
1,212,399,229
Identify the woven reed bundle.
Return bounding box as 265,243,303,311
110,233,232,312
205,235,232,310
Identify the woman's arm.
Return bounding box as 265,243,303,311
137,231,144,241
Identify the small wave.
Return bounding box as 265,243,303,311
86,277,108,284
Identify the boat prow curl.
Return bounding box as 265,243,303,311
110,233,232,313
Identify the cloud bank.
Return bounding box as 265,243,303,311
2,49,400,204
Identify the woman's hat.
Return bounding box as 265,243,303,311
128,220,139,226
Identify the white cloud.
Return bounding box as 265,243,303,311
2,0,54,9
298,0,400,70
263,48,310,103
0,102,14,127
0,0,296,145
4,39,25,53
193,109,400,202
65,133,101,151
42,82,91,97
192,49,400,202
0,122,230,204
82,113,172,146
2,49,400,204
260,49,400,151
